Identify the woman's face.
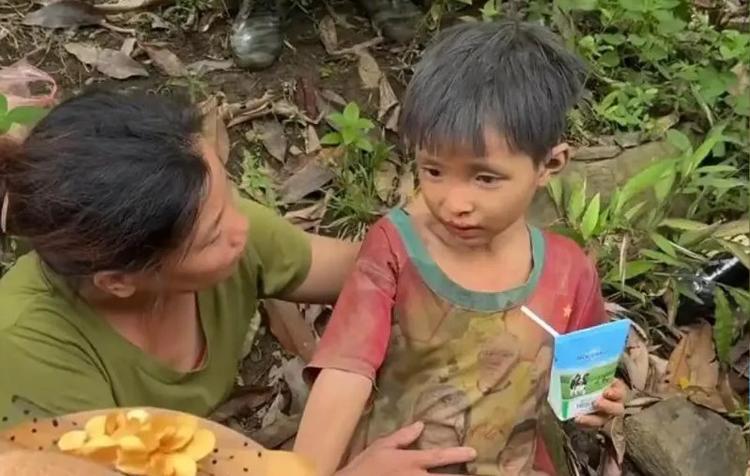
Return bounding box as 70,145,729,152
155,139,249,292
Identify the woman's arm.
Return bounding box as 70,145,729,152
236,199,360,303
282,234,360,304
294,369,372,476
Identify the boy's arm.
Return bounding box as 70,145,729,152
295,369,372,476
567,256,607,331
295,221,400,475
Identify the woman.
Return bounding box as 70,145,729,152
0,90,474,475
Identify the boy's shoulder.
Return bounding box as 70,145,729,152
355,211,410,260
540,228,598,276
363,209,414,244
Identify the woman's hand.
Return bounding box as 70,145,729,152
335,422,476,476
574,378,627,428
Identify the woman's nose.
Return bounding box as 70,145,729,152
227,213,249,249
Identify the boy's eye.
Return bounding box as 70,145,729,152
421,166,442,178
475,174,501,185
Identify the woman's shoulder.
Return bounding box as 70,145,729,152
0,254,82,339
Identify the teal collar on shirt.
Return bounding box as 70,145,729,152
387,208,545,312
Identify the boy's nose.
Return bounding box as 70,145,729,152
443,189,475,216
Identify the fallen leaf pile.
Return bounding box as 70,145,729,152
57,409,215,476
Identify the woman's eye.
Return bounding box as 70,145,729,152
206,232,222,247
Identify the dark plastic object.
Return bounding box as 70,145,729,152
675,255,749,326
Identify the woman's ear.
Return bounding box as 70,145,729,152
537,143,571,186
92,271,137,299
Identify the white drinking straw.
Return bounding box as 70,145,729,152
520,305,560,337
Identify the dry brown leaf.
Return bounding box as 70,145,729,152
717,370,742,413
378,76,398,121
250,413,301,449
626,396,662,408
184,58,233,75
280,158,336,204
273,99,313,122
294,77,320,120
375,161,398,202
658,321,725,412
318,15,338,55
128,11,171,30
305,125,321,154
259,391,287,430
600,416,625,476
143,46,187,77
264,300,316,362
284,200,327,231
282,357,310,414
397,169,415,206
200,97,230,164
120,37,136,56
64,42,148,79
320,89,347,108
231,99,314,128
254,120,287,162
646,354,668,393
23,0,103,28
385,104,400,132
94,0,173,13
356,50,382,90
209,386,273,423
622,327,650,392
302,304,327,330
730,334,749,378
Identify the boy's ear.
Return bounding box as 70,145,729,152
537,143,570,186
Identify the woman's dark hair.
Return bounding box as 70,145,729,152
400,20,586,164
0,90,207,276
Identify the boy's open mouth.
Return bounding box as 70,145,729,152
443,221,483,238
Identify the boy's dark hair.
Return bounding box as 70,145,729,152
400,20,586,163
0,89,207,276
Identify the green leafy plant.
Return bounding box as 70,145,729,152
557,0,750,145
0,93,47,134
236,147,279,210
320,103,392,238
713,287,734,365
321,102,375,153
548,126,747,304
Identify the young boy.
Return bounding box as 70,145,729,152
295,21,626,476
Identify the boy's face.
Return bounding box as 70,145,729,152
416,129,568,247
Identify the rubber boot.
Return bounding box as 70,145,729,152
359,0,422,43
230,0,283,70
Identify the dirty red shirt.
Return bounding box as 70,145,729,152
308,209,606,475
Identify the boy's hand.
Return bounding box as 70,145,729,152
335,422,476,476
574,378,627,429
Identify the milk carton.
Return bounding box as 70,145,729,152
521,306,631,421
